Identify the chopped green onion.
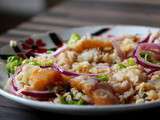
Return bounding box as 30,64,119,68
127,58,136,66
140,51,160,64
47,50,53,54
118,63,127,69
96,74,109,81
140,52,152,62
47,48,57,54
47,48,57,51
22,58,54,66
59,89,85,105
6,56,23,74
60,95,84,105
22,59,40,66
68,33,81,48
117,58,136,70
29,61,41,66
60,96,67,104
67,99,84,105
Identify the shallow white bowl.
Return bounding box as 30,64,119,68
0,25,160,115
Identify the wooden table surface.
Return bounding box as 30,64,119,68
0,0,160,119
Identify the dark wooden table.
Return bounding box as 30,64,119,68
0,0,160,119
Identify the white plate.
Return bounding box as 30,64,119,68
0,25,160,115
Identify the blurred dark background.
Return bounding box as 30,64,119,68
0,0,61,34
1,0,160,36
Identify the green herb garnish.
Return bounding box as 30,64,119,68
140,52,152,62
127,58,136,66
117,58,136,70
96,74,109,81
22,59,40,66
47,50,53,54
140,51,160,64
118,63,127,69
68,99,84,105
59,89,85,105
68,33,81,48
60,95,85,105
22,59,53,66
6,56,23,74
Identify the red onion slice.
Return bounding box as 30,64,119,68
106,34,115,38
10,81,19,96
98,34,115,38
134,43,160,69
20,90,56,99
146,69,159,75
148,32,159,43
52,44,67,56
139,33,151,43
95,65,111,69
53,63,98,77
102,34,115,38
11,75,56,99
111,36,126,60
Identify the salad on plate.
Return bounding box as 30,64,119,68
5,29,160,105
